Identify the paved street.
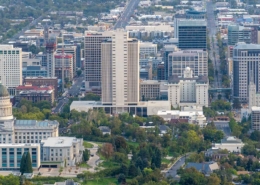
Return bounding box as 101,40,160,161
165,155,187,179
207,1,222,88
114,0,140,29
52,76,84,113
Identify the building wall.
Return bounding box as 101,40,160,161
233,44,260,102
168,50,208,77
0,144,40,170
46,42,56,77
252,109,260,130
101,30,139,106
196,83,209,107
140,82,160,100
84,32,111,95
0,45,22,95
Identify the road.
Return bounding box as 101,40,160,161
214,121,231,136
165,155,187,179
52,76,84,113
87,142,100,172
113,0,140,29
206,1,222,88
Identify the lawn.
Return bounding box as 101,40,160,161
79,162,91,168
127,141,139,148
82,177,117,185
100,160,120,168
83,177,132,185
83,141,94,148
162,158,171,164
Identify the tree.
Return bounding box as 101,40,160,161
233,98,241,109
82,150,90,162
128,164,138,177
76,70,82,77
179,168,206,185
118,173,126,184
20,153,26,174
206,173,221,185
24,152,33,173
100,143,114,159
0,174,19,185
114,136,127,151
20,152,33,175
151,148,161,168
120,164,128,176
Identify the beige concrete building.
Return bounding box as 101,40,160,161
168,67,208,108
41,137,84,167
101,30,139,107
140,80,167,101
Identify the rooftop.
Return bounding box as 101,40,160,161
41,137,81,147
177,19,207,26
234,42,260,50
15,120,58,128
251,106,260,111
221,136,243,144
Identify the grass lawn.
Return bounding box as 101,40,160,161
83,141,94,148
82,177,117,185
100,160,120,168
127,141,139,148
83,178,132,185
162,158,171,164
79,162,91,168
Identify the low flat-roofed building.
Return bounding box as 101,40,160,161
140,42,157,55
24,77,58,97
41,137,84,167
140,80,168,101
0,143,40,170
213,136,244,153
70,100,171,117
19,89,55,105
157,106,207,127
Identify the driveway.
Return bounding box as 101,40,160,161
87,142,100,172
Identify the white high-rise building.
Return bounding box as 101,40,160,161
168,67,208,108
0,45,22,95
101,30,139,107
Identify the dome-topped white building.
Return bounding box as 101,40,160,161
0,81,13,121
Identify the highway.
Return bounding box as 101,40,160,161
114,0,140,29
206,1,222,88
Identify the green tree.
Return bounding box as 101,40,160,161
128,164,138,177
20,153,26,174
118,173,126,184
82,150,90,162
179,168,206,185
24,152,33,173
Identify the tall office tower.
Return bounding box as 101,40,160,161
46,40,56,77
0,45,22,95
57,46,77,77
44,24,49,45
101,30,139,106
157,62,165,80
228,24,252,45
168,50,208,77
84,32,111,95
233,43,260,102
162,45,178,80
174,19,207,49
